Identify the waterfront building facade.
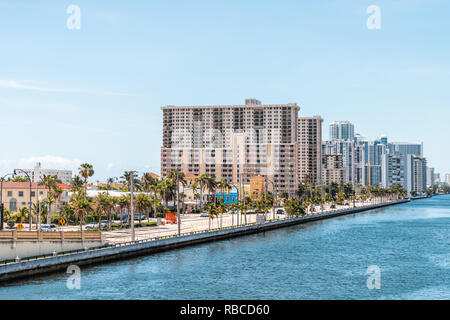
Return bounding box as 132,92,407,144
161,99,299,195
323,139,354,184
445,173,450,186
298,116,323,185
406,155,427,194
321,154,346,185
0,182,70,213
382,152,406,188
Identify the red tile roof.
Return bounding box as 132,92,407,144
0,182,70,189
148,172,160,179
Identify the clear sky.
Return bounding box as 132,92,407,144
1,0,449,181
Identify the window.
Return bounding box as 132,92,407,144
19,191,24,197
7,191,13,197
31,191,36,197
9,199,17,212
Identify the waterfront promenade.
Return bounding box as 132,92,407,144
68,198,389,244
3,195,447,300
0,198,408,282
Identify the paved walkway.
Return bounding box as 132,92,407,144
2,199,387,244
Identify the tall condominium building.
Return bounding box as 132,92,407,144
406,155,427,194
434,173,441,185
322,154,346,185
445,173,450,185
161,99,299,195
323,139,354,184
382,153,406,188
329,121,355,141
426,167,435,187
13,162,72,184
354,143,366,186
387,142,423,158
298,116,323,185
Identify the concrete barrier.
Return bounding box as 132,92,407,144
0,200,409,282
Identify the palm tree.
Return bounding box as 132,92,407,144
118,195,131,224
78,163,94,196
70,190,92,232
191,182,200,209
205,175,217,203
205,202,217,230
195,174,210,209
18,207,29,224
150,184,160,218
167,170,186,235
93,192,111,229
70,175,84,192
39,174,60,223
135,193,151,223
121,171,142,191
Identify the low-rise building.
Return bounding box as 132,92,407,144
0,182,71,213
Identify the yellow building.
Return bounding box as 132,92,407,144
0,182,70,213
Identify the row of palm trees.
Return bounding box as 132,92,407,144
23,162,410,232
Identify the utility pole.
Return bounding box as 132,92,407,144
0,203,4,231
176,173,180,236
130,171,136,242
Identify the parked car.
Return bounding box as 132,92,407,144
134,214,146,220
344,202,350,206
200,212,209,217
85,222,97,230
330,204,336,209
40,224,57,232
276,209,285,215
100,220,110,228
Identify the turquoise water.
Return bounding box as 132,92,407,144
1,195,449,300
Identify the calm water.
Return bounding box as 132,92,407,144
1,195,449,300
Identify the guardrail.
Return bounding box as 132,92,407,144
0,231,102,242
0,200,408,266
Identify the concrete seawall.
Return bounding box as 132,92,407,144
0,200,409,282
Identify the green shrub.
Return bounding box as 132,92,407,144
7,219,15,229
51,214,61,224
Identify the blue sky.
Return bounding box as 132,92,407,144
0,0,449,180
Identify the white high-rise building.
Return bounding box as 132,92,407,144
329,121,355,141
406,155,427,195
323,139,354,184
445,173,450,185
382,153,406,188
14,162,72,184
426,167,435,187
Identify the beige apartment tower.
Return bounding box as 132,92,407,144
297,116,323,186
161,99,300,195
322,154,347,185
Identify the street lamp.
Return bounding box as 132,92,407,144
13,169,33,231
129,171,137,242
1,173,14,231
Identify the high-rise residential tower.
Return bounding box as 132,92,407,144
298,116,323,185
161,99,299,195
329,121,355,141
322,154,346,185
